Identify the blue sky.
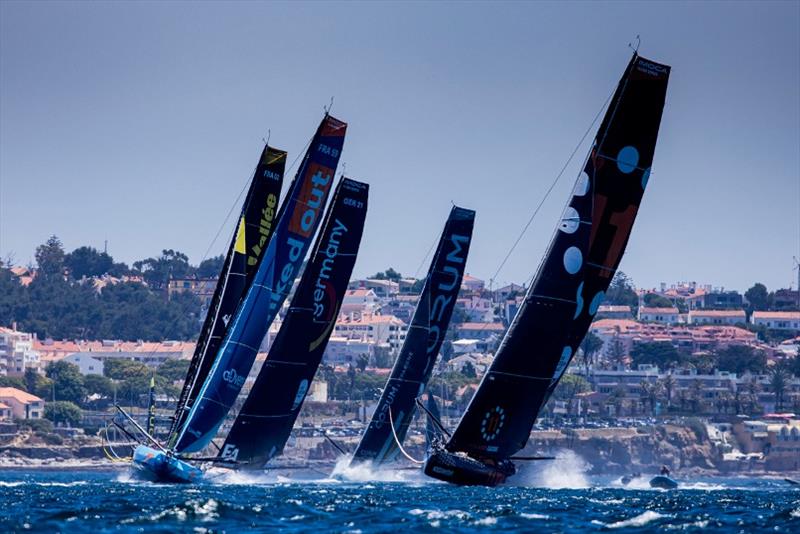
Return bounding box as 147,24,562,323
1,1,798,292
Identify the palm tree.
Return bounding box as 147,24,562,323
744,376,762,414
608,334,627,370
770,365,790,412
688,380,704,414
580,332,603,378
660,373,676,410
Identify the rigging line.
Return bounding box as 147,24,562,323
388,407,424,465
488,83,617,288
412,234,439,280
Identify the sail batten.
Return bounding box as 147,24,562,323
174,114,347,454
442,53,670,466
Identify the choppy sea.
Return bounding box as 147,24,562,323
1,459,799,532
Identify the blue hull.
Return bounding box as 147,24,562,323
132,445,203,483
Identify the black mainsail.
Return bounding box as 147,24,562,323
168,146,286,442
425,53,670,486
351,206,475,466
218,178,369,467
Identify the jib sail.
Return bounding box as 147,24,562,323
218,178,369,466
168,146,286,442
351,206,475,465
445,54,670,462
174,114,347,453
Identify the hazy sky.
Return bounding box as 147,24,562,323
1,1,798,293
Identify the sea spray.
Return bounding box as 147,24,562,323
330,456,415,483
517,449,591,488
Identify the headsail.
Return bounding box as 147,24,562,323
351,206,475,465
443,54,670,464
218,178,369,467
168,146,286,442
174,114,347,453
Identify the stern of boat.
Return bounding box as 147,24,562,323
423,448,514,487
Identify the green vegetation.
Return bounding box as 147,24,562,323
643,293,674,308
605,271,639,313
630,341,684,370
0,235,205,341
44,401,82,426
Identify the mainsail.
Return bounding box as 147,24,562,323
430,53,670,483
218,178,369,466
174,114,347,453
168,146,286,442
351,206,475,465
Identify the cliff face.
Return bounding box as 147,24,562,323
523,425,718,474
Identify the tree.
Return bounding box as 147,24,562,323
714,345,768,375
35,235,66,278
371,268,402,282
44,401,82,426
659,373,677,409
133,249,193,289
46,361,85,404
630,341,682,370
158,359,190,383
462,361,477,378
607,335,627,369
65,246,113,279
24,369,53,399
196,255,224,278
643,293,674,308
770,364,791,411
440,340,454,362
580,332,603,375
745,283,770,312
606,271,639,312
552,374,590,401
0,376,26,390
83,374,115,403
356,354,369,373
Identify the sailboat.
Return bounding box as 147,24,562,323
423,52,671,486
125,114,347,482
218,177,369,468
350,206,475,467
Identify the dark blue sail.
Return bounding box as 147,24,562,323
218,178,369,467
351,206,475,465
174,115,347,453
168,146,286,443
425,54,670,486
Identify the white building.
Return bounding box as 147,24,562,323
689,309,746,326
63,353,104,376
638,306,680,324
334,313,407,352
751,311,800,332
322,336,373,366
340,289,381,317
0,326,41,376
348,279,399,298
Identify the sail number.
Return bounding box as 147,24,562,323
317,144,340,158
343,197,363,209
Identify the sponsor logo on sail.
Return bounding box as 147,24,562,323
222,368,246,388
220,443,239,462
249,193,278,266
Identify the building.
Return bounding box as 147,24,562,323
167,277,217,307
689,309,746,326
455,322,506,341
772,289,800,311
460,274,485,293
0,402,11,421
596,305,633,320
340,289,380,318
62,353,104,376
494,283,525,301
333,313,408,353
702,291,744,310
322,336,373,365
751,311,800,332
638,306,679,324
455,295,495,322
0,325,41,376
347,279,399,298
34,339,195,368
0,387,44,419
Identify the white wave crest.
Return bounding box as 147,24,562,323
330,456,415,483
602,510,668,529
518,449,590,489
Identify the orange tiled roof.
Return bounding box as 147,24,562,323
690,310,745,317
640,307,679,314
457,322,505,331
0,387,43,404
752,311,800,320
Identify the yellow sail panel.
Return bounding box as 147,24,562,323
234,217,247,254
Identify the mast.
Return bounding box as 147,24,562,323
443,53,670,464
173,114,347,454
351,206,475,465
167,146,286,442
218,178,369,466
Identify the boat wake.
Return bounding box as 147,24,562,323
592,510,670,529
330,456,420,483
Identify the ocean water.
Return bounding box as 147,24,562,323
1,466,799,533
